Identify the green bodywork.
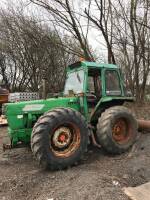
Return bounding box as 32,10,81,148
4,61,134,146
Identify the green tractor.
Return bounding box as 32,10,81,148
3,61,138,170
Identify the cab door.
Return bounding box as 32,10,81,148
86,69,102,118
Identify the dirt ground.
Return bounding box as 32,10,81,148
1,105,150,200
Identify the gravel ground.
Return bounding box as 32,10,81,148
1,123,150,200
1,101,150,200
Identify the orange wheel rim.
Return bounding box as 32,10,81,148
112,118,132,144
50,123,81,158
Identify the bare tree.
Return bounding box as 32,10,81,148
0,7,83,93
84,0,150,101
85,0,116,64
30,0,95,61
112,0,150,101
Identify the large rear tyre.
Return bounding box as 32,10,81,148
31,108,89,170
96,106,138,154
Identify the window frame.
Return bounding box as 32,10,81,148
87,69,102,98
104,69,122,96
63,68,86,95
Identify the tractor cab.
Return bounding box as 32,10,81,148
63,61,133,121
64,61,124,98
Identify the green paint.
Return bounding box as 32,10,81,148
4,61,134,146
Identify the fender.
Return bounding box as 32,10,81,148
90,96,134,124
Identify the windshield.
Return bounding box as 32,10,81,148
64,70,84,95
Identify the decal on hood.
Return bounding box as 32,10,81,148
23,104,45,112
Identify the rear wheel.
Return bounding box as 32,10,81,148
96,106,138,154
31,108,89,170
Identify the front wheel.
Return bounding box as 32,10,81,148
96,106,138,154
31,108,89,170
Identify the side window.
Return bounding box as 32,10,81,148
105,70,121,95
87,75,101,98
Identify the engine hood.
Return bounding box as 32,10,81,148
4,96,80,116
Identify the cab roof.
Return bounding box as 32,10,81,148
68,61,118,71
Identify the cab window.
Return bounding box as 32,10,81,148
105,70,121,96
86,69,101,108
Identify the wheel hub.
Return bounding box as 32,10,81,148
59,134,66,142
50,123,81,158
112,118,129,143
52,127,71,148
